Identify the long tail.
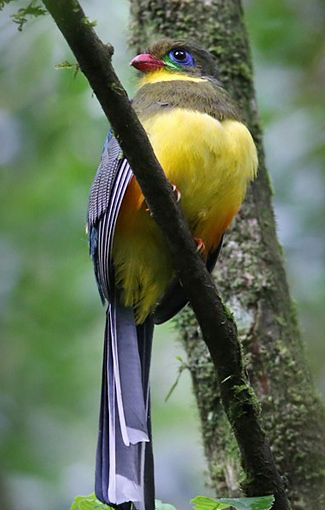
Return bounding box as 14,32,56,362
95,293,155,510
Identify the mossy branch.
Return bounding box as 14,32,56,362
41,0,290,508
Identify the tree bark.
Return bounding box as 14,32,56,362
129,1,325,508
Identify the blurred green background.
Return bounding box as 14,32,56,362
0,0,324,509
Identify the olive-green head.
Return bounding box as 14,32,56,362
130,38,219,80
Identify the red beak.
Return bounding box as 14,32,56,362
130,53,164,72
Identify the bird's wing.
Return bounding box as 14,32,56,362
153,236,224,324
88,134,155,510
87,132,133,302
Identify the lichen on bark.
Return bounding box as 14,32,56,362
129,0,325,507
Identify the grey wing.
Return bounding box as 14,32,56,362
87,132,133,303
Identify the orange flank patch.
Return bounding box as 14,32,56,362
200,206,239,256
116,176,144,229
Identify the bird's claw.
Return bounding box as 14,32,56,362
171,183,181,203
144,182,181,215
145,204,154,216
194,237,205,254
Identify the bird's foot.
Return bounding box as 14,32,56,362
144,203,154,216
144,182,181,214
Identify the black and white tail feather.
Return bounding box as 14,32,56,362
87,132,155,510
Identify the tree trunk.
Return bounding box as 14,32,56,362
129,0,325,507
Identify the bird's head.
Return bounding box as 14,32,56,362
130,39,219,80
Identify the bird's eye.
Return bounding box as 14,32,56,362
168,49,194,67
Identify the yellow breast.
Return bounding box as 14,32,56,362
113,107,257,323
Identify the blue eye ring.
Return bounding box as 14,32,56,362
168,49,194,67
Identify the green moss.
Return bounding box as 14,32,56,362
224,305,235,322
227,384,261,428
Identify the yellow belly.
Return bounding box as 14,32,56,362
113,108,257,323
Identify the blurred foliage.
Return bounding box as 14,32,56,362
12,2,47,31
0,0,324,509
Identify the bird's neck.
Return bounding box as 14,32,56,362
133,71,240,122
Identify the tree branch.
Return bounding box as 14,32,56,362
41,0,290,508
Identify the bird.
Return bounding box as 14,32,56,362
87,38,258,510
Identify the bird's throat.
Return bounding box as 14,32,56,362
138,69,207,87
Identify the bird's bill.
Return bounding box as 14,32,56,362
130,53,164,72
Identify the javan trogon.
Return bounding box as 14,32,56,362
87,39,258,510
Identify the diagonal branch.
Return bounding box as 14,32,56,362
41,1,290,508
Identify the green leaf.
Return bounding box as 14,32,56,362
70,496,178,510
155,500,178,510
191,496,230,510
70,493,114,510
191,495,274,510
